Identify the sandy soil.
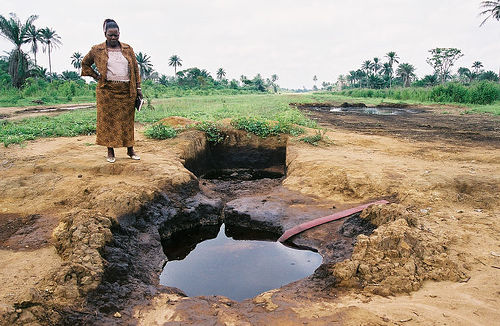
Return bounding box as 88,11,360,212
0,103,499,325
0,103,95,121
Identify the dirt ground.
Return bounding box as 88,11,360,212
0,103,499,325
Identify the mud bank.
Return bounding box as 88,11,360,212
1,112,499,325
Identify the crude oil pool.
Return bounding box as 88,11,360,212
160,223,322,301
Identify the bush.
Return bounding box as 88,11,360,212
467,81,500,105
338,81,500,105
231,117,304,137
195,121,225,144
144,124,177,139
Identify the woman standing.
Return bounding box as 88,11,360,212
81,19,142,163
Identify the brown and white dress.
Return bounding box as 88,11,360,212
81,42,141,148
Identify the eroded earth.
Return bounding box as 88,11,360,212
0,103,499,325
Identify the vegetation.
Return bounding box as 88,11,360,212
143,123,177,139
40,27,61,74
480,0,500,26
2,93,319,146
299,132,323,146
169,55,182,75
136,52,153,79
194,121,225,144
230,117,304,138
338,81,500,105
0,13,38,88
0,109,95,146
426,48,464,83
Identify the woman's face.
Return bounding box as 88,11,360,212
105,28,120,47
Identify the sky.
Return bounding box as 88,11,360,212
1,0,499,89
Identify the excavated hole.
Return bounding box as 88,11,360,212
157,134,326,300
88,131,377,317
156,132,379,301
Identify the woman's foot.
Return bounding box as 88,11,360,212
127,147,140,160
107,147,115,163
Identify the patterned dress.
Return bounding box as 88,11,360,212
81,42,141,148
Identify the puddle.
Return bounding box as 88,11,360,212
160,223,322,301
328,107,416,115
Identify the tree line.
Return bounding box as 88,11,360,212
1,13,280,94
0,13,61,88
330,48,498,91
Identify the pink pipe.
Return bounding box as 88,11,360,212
278,200,389,243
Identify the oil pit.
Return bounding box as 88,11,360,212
160,223,322,301
155,130,373,303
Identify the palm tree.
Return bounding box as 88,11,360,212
0,13,38,87
168,55,182,75
135,52,153,79
371,57,381,74
361,60,372,87
337,75,346,89
458,67,473,83
158,74,169,86
479,0,500,26
71,52,83,74
396,63,416,87
31,65,47,79
216,67,226,80
40,27,62,75
385,51,400,88
380,63,392,77
270,74,279,92
23,23,42,67
472,61,483,74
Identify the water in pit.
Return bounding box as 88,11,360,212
160,223,322,301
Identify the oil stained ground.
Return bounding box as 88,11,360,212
160,223,322,301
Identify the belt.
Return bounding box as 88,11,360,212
107,80,130,83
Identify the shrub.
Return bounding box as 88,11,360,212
144,124,177,139
231,117,304,138
195,121,225,144
467,81,500,105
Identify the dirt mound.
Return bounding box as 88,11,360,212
331,206,467,296
360,203,417,227
157,116,197,128
340,102,367,108
50,210,113,301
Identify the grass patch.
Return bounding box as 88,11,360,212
299,130,331,146
3,91,498,146
230,117,304,138
143,124,178,140
194,121,225,144
0,109,96,146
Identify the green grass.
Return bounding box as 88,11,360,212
467,102,500,115
336,81,500,111
2,92,499,146
0,109,96,146
136,94,318,127
143,124,178,140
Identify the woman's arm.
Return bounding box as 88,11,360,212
131,49,142,98
81,48,100,81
